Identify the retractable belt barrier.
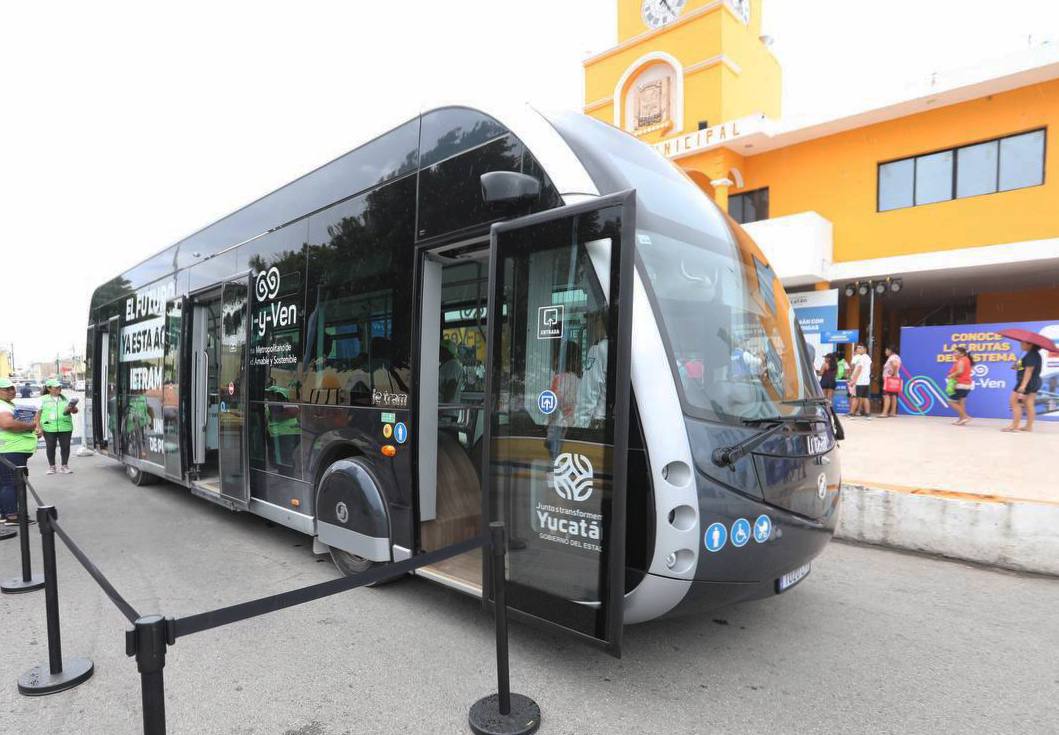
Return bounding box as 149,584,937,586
2,454,541,735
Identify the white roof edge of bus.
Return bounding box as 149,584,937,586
413,97,601,202
98,101,601,298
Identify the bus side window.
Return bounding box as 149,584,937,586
304,176,416,407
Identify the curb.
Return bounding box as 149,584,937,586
836,482,1059,577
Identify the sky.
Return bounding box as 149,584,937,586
1,0,1056,367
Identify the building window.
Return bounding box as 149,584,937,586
877,128,1046,211
729,187,769,224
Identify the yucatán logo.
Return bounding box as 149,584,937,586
255,266,281,301
553,452,593,502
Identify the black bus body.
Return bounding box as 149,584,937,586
85,104,841,653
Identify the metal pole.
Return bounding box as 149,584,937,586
127,615,171,735
17,505,94,695
1,467,44,592
468,523,541,735
42,507,63,675
491,522,512,715
867,285,877,359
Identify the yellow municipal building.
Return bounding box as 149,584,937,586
584,0,1058,366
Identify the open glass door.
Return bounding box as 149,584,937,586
482,191,635,655
218,277,250,508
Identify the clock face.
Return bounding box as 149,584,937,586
641,0,687,29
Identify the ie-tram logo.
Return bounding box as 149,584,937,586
255,266,281,302
553,452,593,502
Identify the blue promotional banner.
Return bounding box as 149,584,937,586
898,320,1059,421
790,290,839,371
822,329,858,344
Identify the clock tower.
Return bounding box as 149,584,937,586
584,0,781,207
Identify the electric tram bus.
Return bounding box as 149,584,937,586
84,104,843,654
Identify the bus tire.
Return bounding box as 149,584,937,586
124,463,157,486
316,457,402,585
328,547,404,586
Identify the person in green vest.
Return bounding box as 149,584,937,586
835,351,849,381
265,385,300,471
0,377,41,523
36,378,78,474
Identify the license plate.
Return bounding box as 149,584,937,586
777,563,811,593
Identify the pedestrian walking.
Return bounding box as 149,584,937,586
0,378,40,524
880,346,902,418
36,378,77,473
817,352,837,405
1004,341,1043,432
847,343,872,418
947,346,974,426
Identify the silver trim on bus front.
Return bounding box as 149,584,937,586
583,239,699,623
623,270,700,623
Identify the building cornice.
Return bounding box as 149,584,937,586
583,0,734,67
584,96,613,113
684,54,741,76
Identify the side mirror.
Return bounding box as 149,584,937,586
481,171,541,204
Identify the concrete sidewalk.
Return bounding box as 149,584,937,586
836,414,1059,575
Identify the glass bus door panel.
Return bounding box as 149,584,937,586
218,279,250,507
190,295,222,476
103,318,120,454
163,298,184,478
483,192,634,655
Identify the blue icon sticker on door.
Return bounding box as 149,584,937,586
393,422,408,444
537,389,558,415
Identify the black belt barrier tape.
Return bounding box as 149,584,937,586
171,534,486,639
50,520,141,623
25,478,43,507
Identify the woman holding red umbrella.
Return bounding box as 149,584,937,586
1004,341,1043,432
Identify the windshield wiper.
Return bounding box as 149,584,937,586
781,397,845,441
781,396,830,406
712,415,821,469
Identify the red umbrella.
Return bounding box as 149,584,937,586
998,328,1059,355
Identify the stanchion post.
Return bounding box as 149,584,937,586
18,505,94,695
126,614,173,735
469,522,541,735
2,466,44,592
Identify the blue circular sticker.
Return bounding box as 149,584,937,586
753,514,772,543
730,518,751,547
537,389,558,415
394,422,408,444
704,522,727,553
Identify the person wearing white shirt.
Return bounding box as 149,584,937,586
847,343,873,418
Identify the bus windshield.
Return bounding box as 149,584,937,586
637,224,816,423
544,110,817,424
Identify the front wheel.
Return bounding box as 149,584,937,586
124,463,157,486
328,547,403,586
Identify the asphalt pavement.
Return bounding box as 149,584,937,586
1,453,1057,734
